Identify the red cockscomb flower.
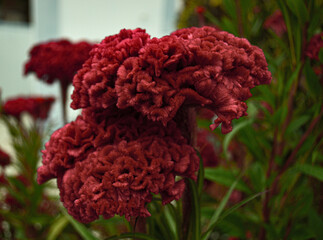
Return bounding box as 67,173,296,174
3,96,55,120
38,27,271,223
305,33,323,61
24,40,93,85
38,110,199,222
72,27,271,134
0,148,11,168
25,40,92,123
264,10,287,37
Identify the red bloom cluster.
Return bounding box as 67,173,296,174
38,27,270,223
3,96,55,120
0,148,11,168
264,10,287,37
38,110,199,222
24,40,93,85
305,33,323,61
72,27,271,133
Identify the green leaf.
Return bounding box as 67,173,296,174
106,233,159,240
201,175,239,240
219,191,266,221
204,167,251,194
286,0,309,24
294,163,323,181
308,208,323,239
47,215,69,240
187,178,201,240
286,115,310,135
223,118,253,158
248,162,266,192
222,0,237,20
272,105,288,126
304,60,322,97
63,211,98,240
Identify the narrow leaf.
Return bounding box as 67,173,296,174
63,211,98,240
294,164,323,181
47,215,69,240
202,175,239,240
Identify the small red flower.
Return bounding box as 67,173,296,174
305,33,323,61
196,6,206,15
25,40,93,86
3,96,55,120
264,10,287,37
0,148,11,168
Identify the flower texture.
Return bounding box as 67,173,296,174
0,148,11,168
305,33,323,61
24,40,93,86
263,10,287,37
71,27,271,133
39,27,271,223
3,96,55,120
38,110,199,222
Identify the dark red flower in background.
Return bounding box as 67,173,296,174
0,148,11,168
38,27,270,223
24,39,92,123
305,33,323,61
3,96,55,120
264,10,287,37
24,40,93,85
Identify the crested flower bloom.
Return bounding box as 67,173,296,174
305,33,323,61
24,40,93,85
72,27,271,133
38,110,199,222
264,10,287,37
0,148,11,168
38,27,271,223
3,96,55,120
25,39,93,123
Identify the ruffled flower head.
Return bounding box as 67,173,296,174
38,110,199,222
72,27,271,133
24,40,93,85
3,96,55,120
38,27,271,223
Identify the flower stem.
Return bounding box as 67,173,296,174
175,107,197,240
60,81,69,124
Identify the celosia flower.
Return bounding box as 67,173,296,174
3,96,55,120
264,10,287,37
25,39,92,123
72,27,271,134
305,33,323,61
24,40,93,85
0,148,11,168
38,110,199,222
38,27,270,223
